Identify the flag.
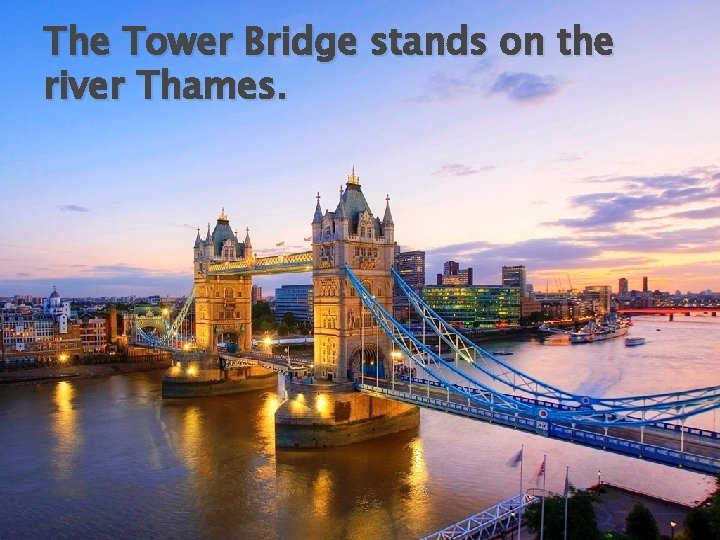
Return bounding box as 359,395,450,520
536,458,546,482
507,447,523,468
276,241,285,247
303,236,312,242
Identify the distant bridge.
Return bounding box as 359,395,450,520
619,306,718,315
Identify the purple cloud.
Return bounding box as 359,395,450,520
58,204,90,213
489,72,560,101
434,163,495,177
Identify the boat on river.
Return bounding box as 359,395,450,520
570,316,630,344
625,337,646,347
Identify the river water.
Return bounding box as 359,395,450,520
0,316,717,539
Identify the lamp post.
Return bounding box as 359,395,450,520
670,520,676,539
597,470,602,491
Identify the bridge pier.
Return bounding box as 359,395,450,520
161,353,277,398
275,377,419,448
669,313,674,321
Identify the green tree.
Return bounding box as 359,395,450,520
625,503,659,540
281,311,298,329
683,475,720,540
525,491,601,540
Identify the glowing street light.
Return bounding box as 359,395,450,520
670,521,676,539
58,353,68,363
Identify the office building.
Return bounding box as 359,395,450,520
581,285,612,315
642,276,649,293
423,285,521,328
436,260,473,286
275,285,313,324
619,277,629,296
394,250,425,321
502,265,527,291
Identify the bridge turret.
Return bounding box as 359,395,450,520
312,168,396,383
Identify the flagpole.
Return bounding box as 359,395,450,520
540,455,546,540
518,444,524,540
563,465,569,540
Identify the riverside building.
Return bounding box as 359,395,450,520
422,285,521,328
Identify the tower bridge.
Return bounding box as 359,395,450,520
134,169,720,475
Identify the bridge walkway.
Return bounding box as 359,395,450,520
358,377,720,475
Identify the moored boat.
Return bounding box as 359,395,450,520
570,315,630,344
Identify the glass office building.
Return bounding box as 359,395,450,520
422,285,521,328
275,285,313,323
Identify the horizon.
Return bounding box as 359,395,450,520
2,1,719,296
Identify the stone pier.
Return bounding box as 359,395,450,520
161,353,277,398
275,378,420,448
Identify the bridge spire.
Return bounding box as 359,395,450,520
312,192,323,224
335,185,346,219
218,207,228,221
383,194,394,226
244,227,252,248
347,166,360,186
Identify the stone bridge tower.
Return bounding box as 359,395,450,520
193,209,253,353
312,169,395,382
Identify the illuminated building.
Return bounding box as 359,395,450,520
422,285,521,328
275,285,313,324
436,260,473,286
394,250,425,321
502,265,527,291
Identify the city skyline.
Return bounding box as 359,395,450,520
2,1,720,296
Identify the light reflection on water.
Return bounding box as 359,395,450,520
51,381,81,483
0,315,717,538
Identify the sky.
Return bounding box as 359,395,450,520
1,1,719,297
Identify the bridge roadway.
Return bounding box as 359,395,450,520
357,377,720,475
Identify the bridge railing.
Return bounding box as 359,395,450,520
358,382,720,475
421,492,537,540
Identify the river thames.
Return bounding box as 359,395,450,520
1,316,717,539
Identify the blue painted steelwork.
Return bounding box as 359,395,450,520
392,267,720,417
359,381,720,475
421,491,537,540
348,265,720,427
134,289,196,350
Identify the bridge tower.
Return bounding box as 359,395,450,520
193,209,253,353
311,169,396,382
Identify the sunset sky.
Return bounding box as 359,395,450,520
1,1,719,297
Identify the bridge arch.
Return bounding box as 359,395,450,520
349,346,386,379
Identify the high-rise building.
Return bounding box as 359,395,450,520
275,285,313,324
394,250,426,321
581,285,612,315
251,284,263,304
618,278,629,296
502,265,527,291
642,276,649,293
395,250,426,292
437,260,473,286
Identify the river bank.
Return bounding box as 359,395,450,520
0,360,171,386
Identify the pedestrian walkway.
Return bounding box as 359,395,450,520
593,483,690,537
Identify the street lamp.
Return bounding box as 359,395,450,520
597,470,602,490
670,521,676,539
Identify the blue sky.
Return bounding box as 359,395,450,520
1,1,719,297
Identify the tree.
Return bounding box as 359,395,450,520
281,311,298,329
525,491,601,540
683,474,720,540
625,503,659,540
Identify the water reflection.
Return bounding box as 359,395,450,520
51,381,81,482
